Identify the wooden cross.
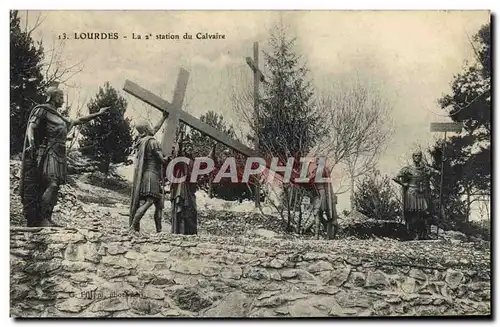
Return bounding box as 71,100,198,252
123,68,260,158
245,52,267,85
245,41,267,208
123,67,331,199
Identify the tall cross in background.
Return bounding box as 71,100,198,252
246,41,267,208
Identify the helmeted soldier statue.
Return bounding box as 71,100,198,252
19,82,111,227
129,114,169,233
393,150,439,240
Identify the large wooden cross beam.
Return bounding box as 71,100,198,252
123,67,321,190
123,69,259,158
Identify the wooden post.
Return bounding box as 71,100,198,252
430,122,462,238
437,131,447,239
246,41,267,208
253,42,261,208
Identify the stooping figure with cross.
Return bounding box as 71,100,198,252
123,67,341,239
125,68,202,235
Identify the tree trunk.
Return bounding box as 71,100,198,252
283,186,292,231
297,201,303,234
208,143,216,198
208,175,214,198
350,175,356,211
465,187,471,223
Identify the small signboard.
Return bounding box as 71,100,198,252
430,122,463,133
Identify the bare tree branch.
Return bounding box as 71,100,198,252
317,78,394,209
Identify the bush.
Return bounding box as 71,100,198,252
353,170,401,221
448,220,491,241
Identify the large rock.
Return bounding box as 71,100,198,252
203,292,252,317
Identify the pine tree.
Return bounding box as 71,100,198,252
10,10,45,155
257,26,327,231
258,27,326,159
187,111,252,201
79,82,133,175
429,23,491,223
188,110,235,158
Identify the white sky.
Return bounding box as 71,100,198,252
18,10,490,214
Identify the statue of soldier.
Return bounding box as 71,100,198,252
170,139,198,235
129,114,170,233
393,150,439,240
19,82,111,227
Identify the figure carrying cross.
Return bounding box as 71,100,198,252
126,68,200,234
123,67,340,239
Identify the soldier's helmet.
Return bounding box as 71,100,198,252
45,81,64,103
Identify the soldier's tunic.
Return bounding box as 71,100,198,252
139,138,162,200
19,104,70,226
396,164,434,239
28,104,69,183
129,136,164,225
397,165,432,213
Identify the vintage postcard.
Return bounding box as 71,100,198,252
9,10,491,318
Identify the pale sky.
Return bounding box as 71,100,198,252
18,10,490,215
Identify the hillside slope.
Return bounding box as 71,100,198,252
9,161,491,317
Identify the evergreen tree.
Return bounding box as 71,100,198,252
429,23,491,223
354,170,401,221
258,27,327,159
79,82,133,175
257,26,327,231
188,110,235,158
10,10,45,155
187,111,252,201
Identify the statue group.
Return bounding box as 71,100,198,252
19,83,198,235
18,83,438,240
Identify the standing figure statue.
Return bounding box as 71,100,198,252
19,82,111,227
303,157,339,240
129,113,169,233
311,161,339,240
170,140,198,235
393,150,438,240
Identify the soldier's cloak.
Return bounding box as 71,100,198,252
19,103,66,201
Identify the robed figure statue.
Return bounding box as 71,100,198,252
169,140,198,235
129,114,169,233
393,150,439,240
297,157,339,240
309,158,339,240
19,82,111,227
